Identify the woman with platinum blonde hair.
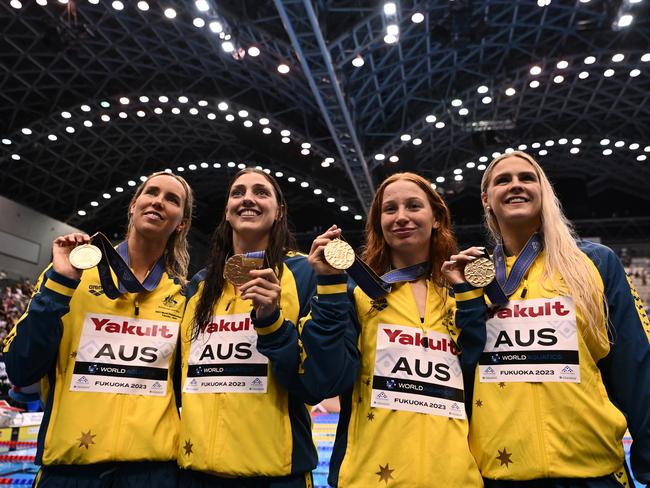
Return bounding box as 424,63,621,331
445,151,650,487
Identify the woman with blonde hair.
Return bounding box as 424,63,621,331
446,151,650,487
300,172,485,487
3,171,193,487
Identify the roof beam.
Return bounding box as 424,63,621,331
273,0,374,212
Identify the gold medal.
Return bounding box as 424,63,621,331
224,254,265,286
323,239,355,270
464,257,496,287
69,244,102,270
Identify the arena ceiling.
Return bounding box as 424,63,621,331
1,0,649,253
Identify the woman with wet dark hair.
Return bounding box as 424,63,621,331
178,168,318,488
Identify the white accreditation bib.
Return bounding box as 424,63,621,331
183,313,268,394
479,296,580,383
71,313,179,396
371,323,466,419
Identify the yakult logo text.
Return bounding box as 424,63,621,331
91,317,175,338
488,300,570,320
383,328,459,355
200,317,251,334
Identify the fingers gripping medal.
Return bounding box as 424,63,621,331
464,257,496,288
323,239,355,270
69,244,103,270
322,238,429,299
224,253,265,286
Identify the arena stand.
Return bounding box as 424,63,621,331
0,278,39,485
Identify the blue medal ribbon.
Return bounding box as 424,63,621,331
243,251,265,260
483,233,543,305
92,232,165,299
345,256,429,300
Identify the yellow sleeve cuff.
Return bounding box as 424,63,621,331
255,312,285,336
455,288,484,302
44,279,76,297
317,283,347,295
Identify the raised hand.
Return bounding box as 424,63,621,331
307,224,344,275
441,246,486,285
52,233,91,281
239,268,281,320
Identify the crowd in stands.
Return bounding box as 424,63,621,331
0,272,32,344
0,272,34,401
618,248,650,307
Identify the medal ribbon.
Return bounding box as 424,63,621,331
243,251,265,260
346,257,430,300
483,233,543,305
92,232,165,299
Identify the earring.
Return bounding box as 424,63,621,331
486,205,491,211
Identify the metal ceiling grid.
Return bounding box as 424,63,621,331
1,0,649,244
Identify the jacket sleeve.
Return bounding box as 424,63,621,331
298,274,360,400
587,244,650,485
253,255,322,404
451,282,488,368
450,282,488,419
2,266,79,387
252,307,319,402
175,269,205,409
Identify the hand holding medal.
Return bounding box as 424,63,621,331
463,255,496,287
53,231,169,299
441,246,491,286
310,225,430,299
308,224,346,275
52,233,97,280
323,239,355,270
224,252,265,286
224,251,280,320
238,268,281,320
442,234,542,304
69,241,102,270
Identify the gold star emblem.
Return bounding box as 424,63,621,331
376,463,394,485
367,412,375,421
498,382,506,388
496,448,513,467
371,298,388,311
183,439,193,456
70,351,77,358
475,399,483,407
77,430,96,449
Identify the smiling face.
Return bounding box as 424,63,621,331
225,171,280,242
482,156,543,231
129,174,187,241
380,179,438,264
